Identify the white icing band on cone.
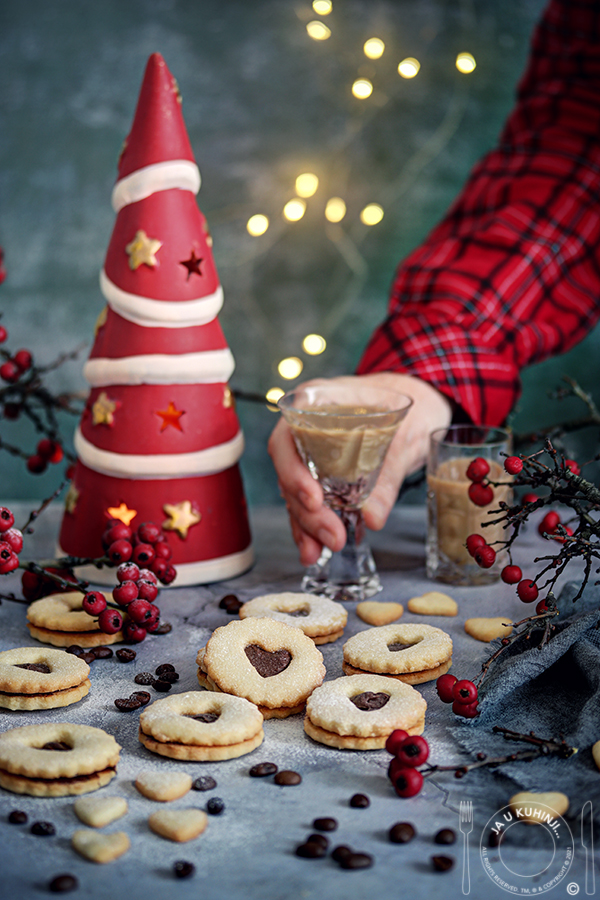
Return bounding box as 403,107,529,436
74,427,244,478
61,543,255,587
84,349,235,387
100,270,224,328
111,160,201,212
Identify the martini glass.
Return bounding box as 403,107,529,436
278,382,413,601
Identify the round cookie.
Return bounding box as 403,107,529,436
200,618,326,718
26,591,122,647
304,674,427,750
239,592,347,644
0,723,121,797
0,647,90,710
139,691,264,760
342,623,452,684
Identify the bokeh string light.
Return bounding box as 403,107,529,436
456,52,476,73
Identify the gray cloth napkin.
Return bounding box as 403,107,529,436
451,582,600,818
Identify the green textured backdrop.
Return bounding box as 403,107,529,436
1,0,597,506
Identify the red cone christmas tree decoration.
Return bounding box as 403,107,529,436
59,53,253,586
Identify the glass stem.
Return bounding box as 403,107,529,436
339,507,365,547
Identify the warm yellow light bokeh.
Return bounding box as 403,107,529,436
398,57,420,78
352,78,373,99
266,387,285,404
312,0,332,14
302,334,327,355
306,20,331,40
364,37,384,59
278,357,304,380
325,197,347,223
283,198,307,221
456,52,476,74
360,203,384,226
246,214,269,236
295,173,319,198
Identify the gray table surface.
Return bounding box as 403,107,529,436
0,502,594,900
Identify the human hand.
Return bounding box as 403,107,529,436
268,373,452,565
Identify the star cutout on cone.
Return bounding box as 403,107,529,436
156,401,185,432
163,500,201,539
64,483,79,515
223,386,234,409
92,392,119,426
180,249,203,280
126,230,162,270
106,503,138,527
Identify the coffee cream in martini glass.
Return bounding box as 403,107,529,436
278,383,412,600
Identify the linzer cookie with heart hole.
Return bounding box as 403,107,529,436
342,623,452,684
26,591,122,647
138,690,264,760
304,674,427,749
0,647,90,710
197,617,325,718
239,592,347,644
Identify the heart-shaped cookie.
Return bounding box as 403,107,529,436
244,644,291,677
72,829,130,863
356,601,403,627
74,794,128,828
135,770,192,802
148,808,208,842
509,791,569,822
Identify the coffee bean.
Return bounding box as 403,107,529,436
306,833,329,850
313,817,337,832
219,594,241,614
153,679,172,692
134,672,155,685
155,663,175,676
77,651,96,665
31,821,55,836
296,841,326,858
350,793,370,808
92,646,113,659
389,822,416,844
114,697,142,712
154,622,172,634
249,762,278,777
156,670,179,683
206,797,225,815
339,852,373,870
434,828,456,845
130,691,151,706
65,645,82,655
431,855,454,872
173,860,195,879
331,845,353,863
49,874,78,893
8,810,27,824
274,770,301,786
116,648,136,663
192,776,217,792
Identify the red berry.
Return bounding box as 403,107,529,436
385,730,409,756
388,756,405,783
82,591,107,616
0,326,7,343
65,464,76,480
468,482,494,507
522,493,539,506
452,699,479,718
107,540,133,564
132,543,155,566
452,680,478,705
138,568,158,585
151,558,168,580
160,564,177,585
517,579,539,603
538,511,560,537
21,570,43,600
504,456,523,475
36,438,54,459
466,457,490,483
104,523,132,545
123,620,147,642
465,534,486,557
535,598,549,614
26,454,47,474
394,768,424,798
116,562,140,583
436,673,458,703
564,459,580,476
395,736,429,768
137,579,159,603
3,403,20,419
501,564,522,584
47,442,63,464
127,598,154,624
2,528,23,554
112,580,139,606
0,361,19,382
473,545,496,568
153,541,172,561
0,507,15,532
136,522,161,544
97,608,123,635
0,551,19,574
13,349,32,372
144,608,161,632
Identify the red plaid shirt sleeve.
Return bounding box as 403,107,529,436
357,0,600,426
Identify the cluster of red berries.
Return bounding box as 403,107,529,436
466,531,544,608
101,520,176,586
386,731,430,798
83,561,163,643
0,507,23,575
436,674,479,719
0,343,33,384
26,437,64,475
465,457,494,507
